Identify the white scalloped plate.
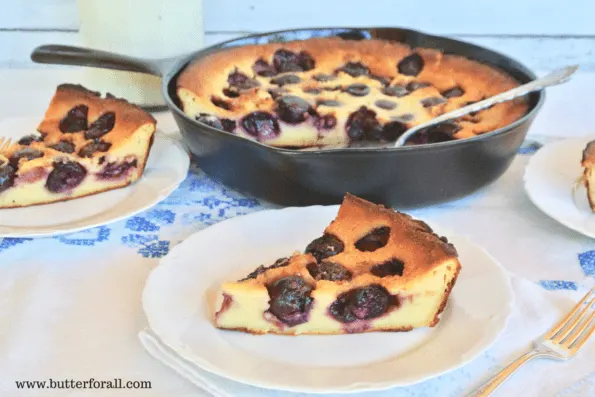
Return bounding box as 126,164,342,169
0,117,189,238
142,205,514,394
524,136,595,238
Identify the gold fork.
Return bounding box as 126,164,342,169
467,287,595,396
0,136,13,154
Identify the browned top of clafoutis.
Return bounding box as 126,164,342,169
237,193,460,291
582,140,595,166
0,84,156,173
177,37,528,140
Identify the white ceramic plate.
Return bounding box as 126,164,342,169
524,136,595,238
142,205,514,394
0,117,189,238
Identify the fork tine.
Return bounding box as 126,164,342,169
545,288,594,341
567,311,595,354
546,288,595,343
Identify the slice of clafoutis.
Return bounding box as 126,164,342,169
214,193,462,335
582,140,595,212
0,84,156,209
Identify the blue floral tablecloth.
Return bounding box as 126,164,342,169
0,138,593,397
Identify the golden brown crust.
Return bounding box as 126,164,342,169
218,324,415,336
429,263,461,327
177,37,528,147
582,140,595,166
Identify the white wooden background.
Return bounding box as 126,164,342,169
1,0,594,71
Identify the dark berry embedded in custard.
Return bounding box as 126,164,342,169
316,99,342,107
227,70,260,90
46,161,87,193
371,258,405,277
314,114,337,130
267,276,313,326
273,49,315,73
393,113,415,122
85,112,116,140
49,141,75,154
18,133,46,146
355,226,391,252
270,74,301,86
421,97,447,108
370,74,392,86
59,105,89,133
302,87,322,94
323,85,342,92
345,83,370,97
375,99,397,110
78,141,112,158
241,257,290,281
312,73,337,82
329,285,391,323
406,81,430,91
267,87,289,100
275,96,312,124
222,88,240,98
0,162,16,194
398,53,424,76
196,113,236,132
253,58,277,77
211,96,232,110
382,85,409,97
442,86,465,98
382,121,408,141
307,261,352,281
220,119,236,133
98,159,138,179
241,111,280,141
407,121,460,145
336,61,369,77
305,234,344,262
346,106,382,141
9,148,44,166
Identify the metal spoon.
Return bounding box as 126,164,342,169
393,65,579,147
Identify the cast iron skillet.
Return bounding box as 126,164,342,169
31,27,544,208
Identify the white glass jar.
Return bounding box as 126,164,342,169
77,0,204,107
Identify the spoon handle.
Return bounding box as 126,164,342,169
394,65,579,147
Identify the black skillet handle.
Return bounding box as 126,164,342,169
30,45,172,77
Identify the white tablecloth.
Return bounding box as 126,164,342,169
0,69,594,397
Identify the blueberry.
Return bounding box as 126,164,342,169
18,133,46,146
382,121,408,141
314,114,337,130
316,99,342,107
305,234,344,262
406,121,460,145
98,159,138,179
211,97,232,110
196,113,236,132
10,148,43,166
406,81,430,91
272,49,315,73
